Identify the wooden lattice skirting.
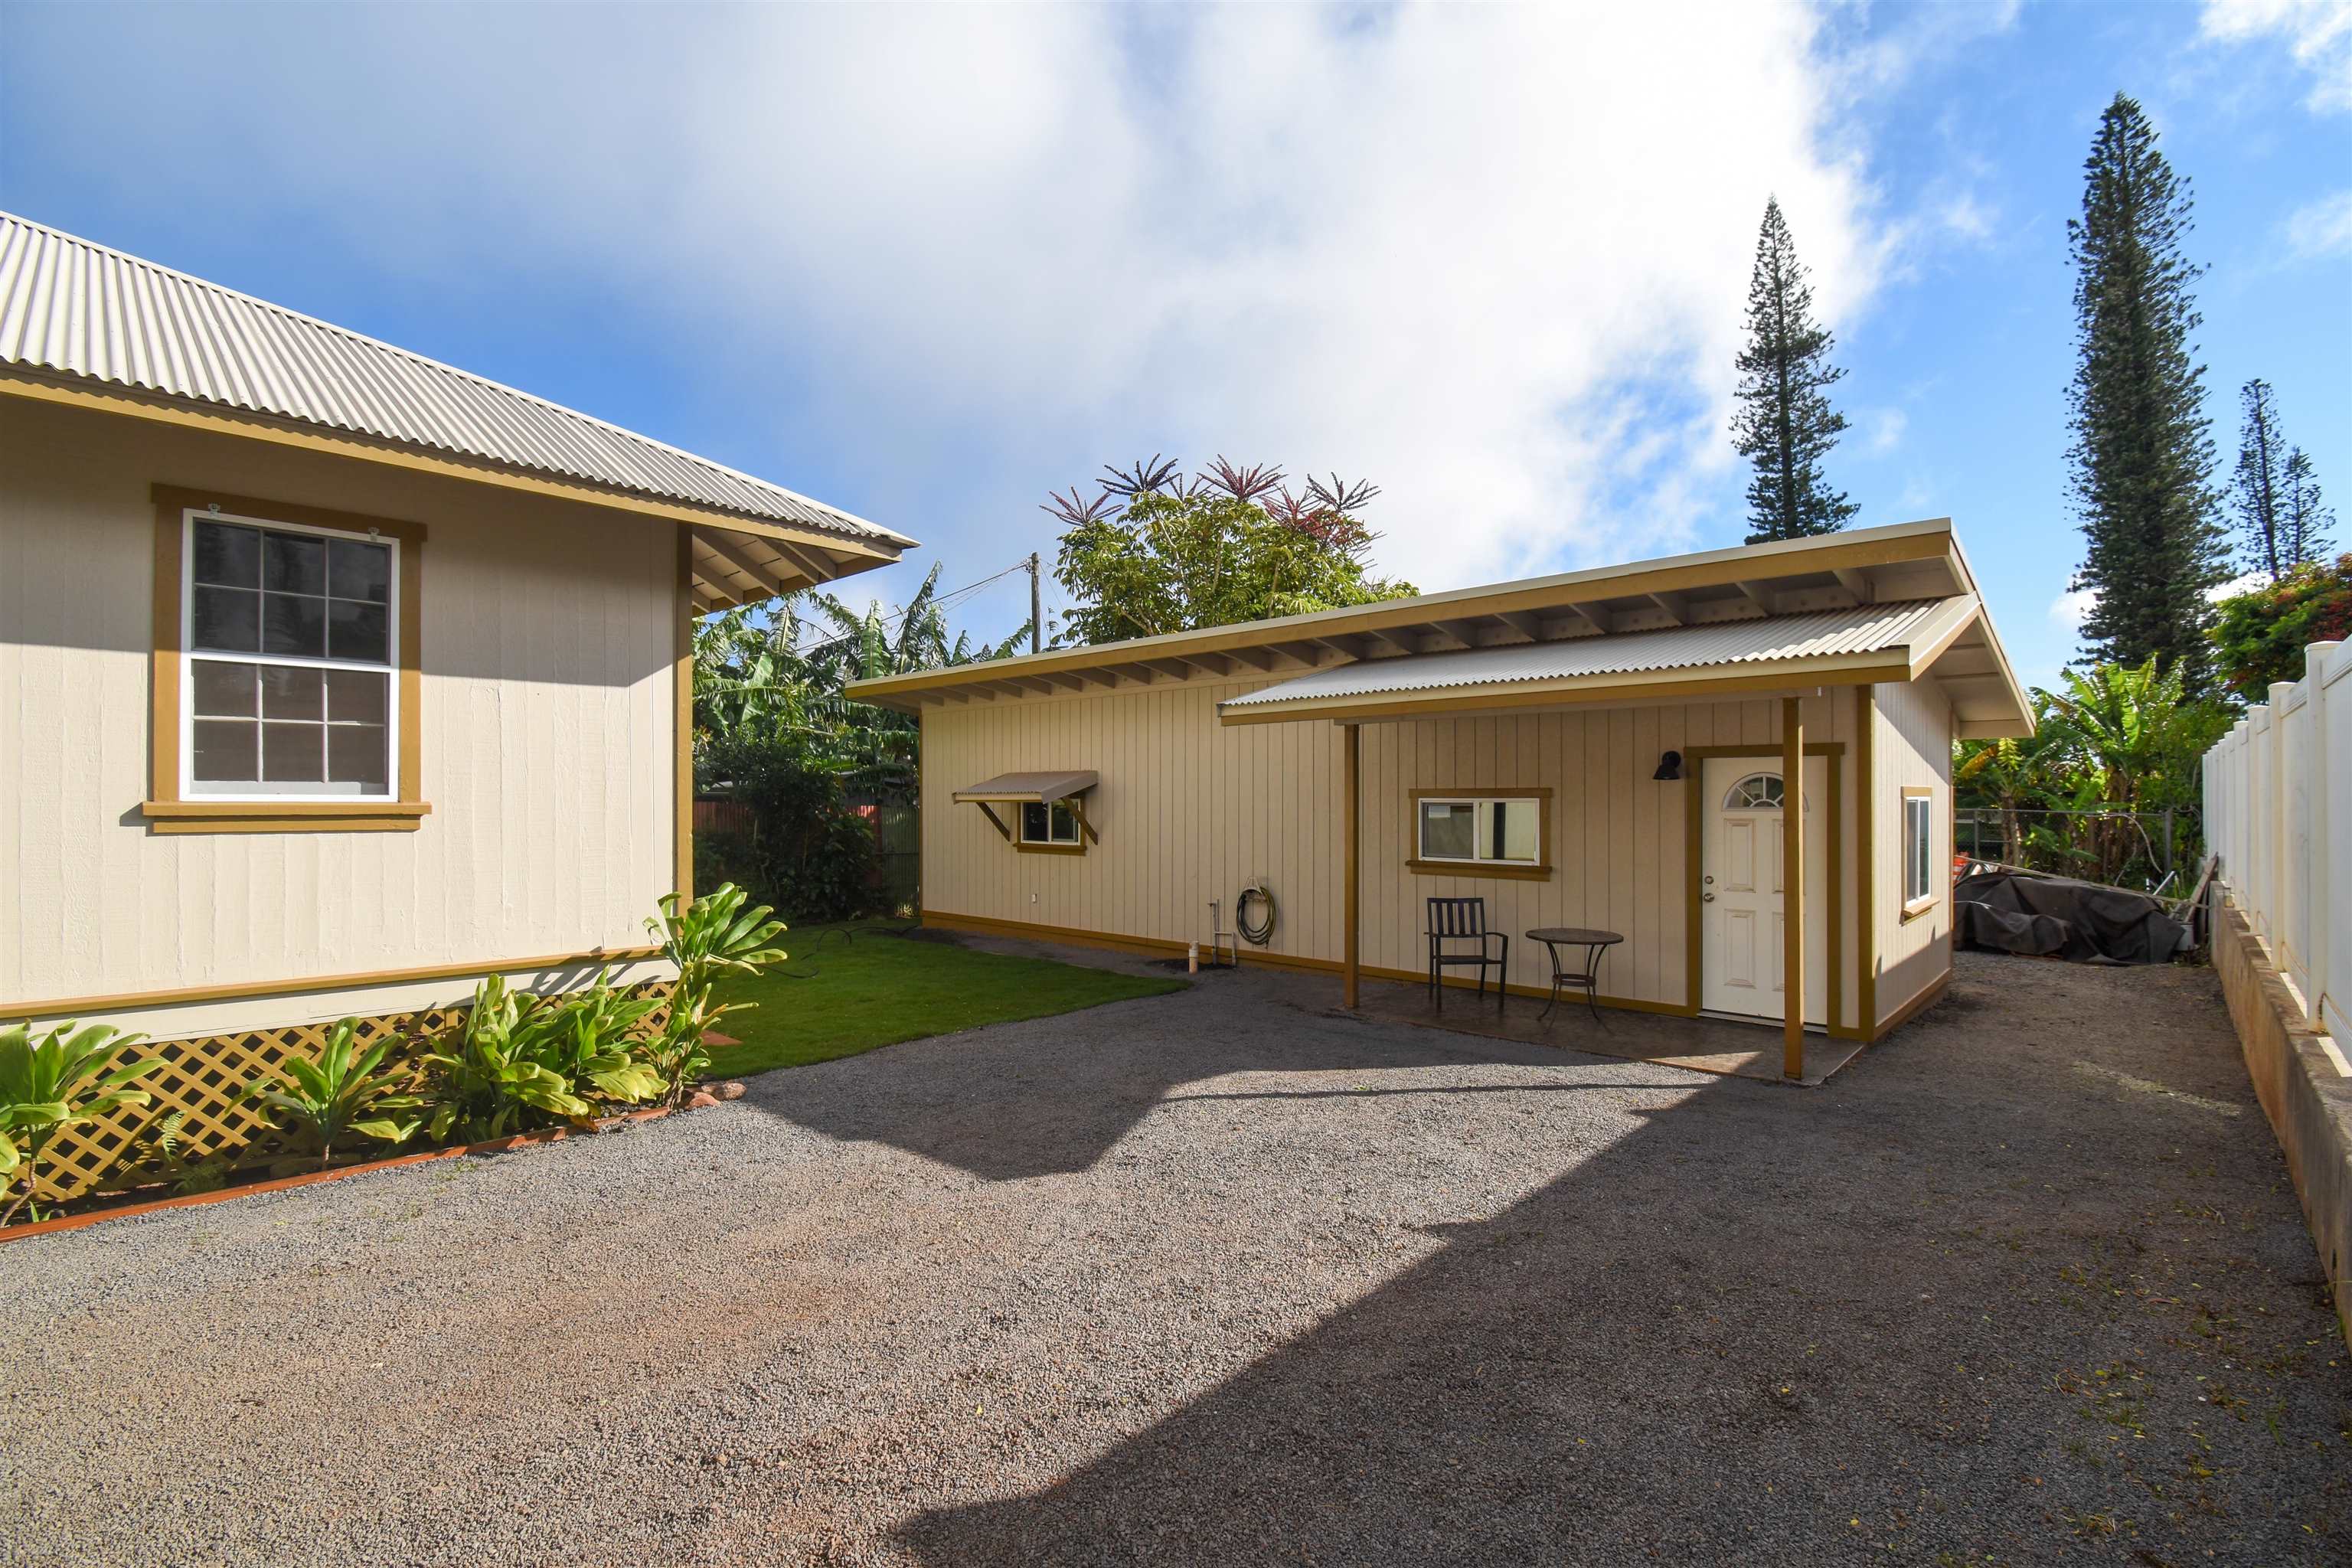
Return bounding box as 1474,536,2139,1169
31,982,672,1204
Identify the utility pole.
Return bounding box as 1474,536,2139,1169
1027,551,1042,655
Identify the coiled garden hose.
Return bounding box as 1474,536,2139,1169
1236,883,1276,946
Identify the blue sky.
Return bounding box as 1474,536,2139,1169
2,1,2344,689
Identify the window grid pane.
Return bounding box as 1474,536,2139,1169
185,514,395,799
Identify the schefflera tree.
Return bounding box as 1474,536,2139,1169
1043,455,1417,645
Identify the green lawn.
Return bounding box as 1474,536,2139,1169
704,921,1186,1078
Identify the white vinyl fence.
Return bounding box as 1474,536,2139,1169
2203,639,2351,1034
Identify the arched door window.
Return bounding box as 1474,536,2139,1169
1723,772,1785,810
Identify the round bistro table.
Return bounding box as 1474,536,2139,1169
1524,927,1625,1027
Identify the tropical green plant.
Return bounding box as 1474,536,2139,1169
1050,484,1415,645
694,562,1024,915
416,972,675,1144
643,884,789,1106
0,1021,162,1226
103,1109,234,1197
2209,554,2352,697
540,975,665,1104
240,1019,425,1170
697,736,882,920
1953,655,2231,888
416,975,599,1142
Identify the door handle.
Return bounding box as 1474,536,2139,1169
1701,892,1717,903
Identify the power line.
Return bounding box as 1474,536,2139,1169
725,556,1038,659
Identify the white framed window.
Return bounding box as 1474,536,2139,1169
1414,794,1545,869
1723,773,1785,810
1903,790,1936,906
181,508,397,801
1018,799,1083,848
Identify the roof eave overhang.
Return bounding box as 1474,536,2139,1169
848,521,1963,706
1,367,906,605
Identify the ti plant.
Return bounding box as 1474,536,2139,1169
241,1019,424,1170
644,884,789,1106
0,1021,162,1227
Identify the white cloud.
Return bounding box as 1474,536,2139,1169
2202,0,2352,113
2050,586,2097,629
2286,188,2352,256
1862,407,1909,453
13,5,1899,590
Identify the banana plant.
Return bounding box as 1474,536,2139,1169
416,975,595,1143
241,1019,424,1170
0,1021,162,1227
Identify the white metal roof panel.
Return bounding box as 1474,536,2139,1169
1222,600,1950,710
0,211,913,547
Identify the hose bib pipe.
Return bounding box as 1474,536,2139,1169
1236,882,1276,946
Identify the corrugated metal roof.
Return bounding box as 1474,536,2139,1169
1222,600,1950,710
0,211,913,548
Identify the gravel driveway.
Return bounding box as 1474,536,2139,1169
4,947,2346,1566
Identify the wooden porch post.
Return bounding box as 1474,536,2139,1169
1782,695,1804,1080
1343,721,1361,1008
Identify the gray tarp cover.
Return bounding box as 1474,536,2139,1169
1952,870,2190,965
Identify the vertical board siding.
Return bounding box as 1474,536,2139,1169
1871,677,1954,1026
0,398,678,1021
923,682,1863,1018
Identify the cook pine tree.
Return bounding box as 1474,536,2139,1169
1730,197,1858,544
2064,92,2230,688
2230,377,2334,580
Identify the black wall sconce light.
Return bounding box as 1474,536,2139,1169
1652,750,1683,782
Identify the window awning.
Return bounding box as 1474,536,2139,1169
951,770,1099,805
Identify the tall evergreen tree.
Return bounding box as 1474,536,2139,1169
2282,448,2335,570
2064,93,2228,688
2231,377,2288,580
1730,198,1858,544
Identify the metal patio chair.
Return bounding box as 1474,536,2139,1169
1425,897,1508,1010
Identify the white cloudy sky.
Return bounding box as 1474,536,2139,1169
2,1,2347,682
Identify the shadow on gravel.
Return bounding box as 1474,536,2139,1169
741,971,1611,1183
878,959,2352,1566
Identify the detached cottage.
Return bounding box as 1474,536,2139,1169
0,213,913,1195
850,520,2033,1076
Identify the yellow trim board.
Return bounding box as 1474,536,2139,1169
2,944,667,1023
1873,969,1952,1040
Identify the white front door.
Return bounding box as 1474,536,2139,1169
1700,755,1829,1024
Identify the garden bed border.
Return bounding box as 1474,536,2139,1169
0,1106,680,1247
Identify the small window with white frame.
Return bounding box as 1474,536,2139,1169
1415,792,1546,871
183,509,397,799
1019,799,1083,848
1903,789,1936,907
